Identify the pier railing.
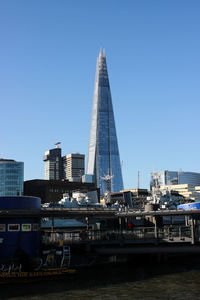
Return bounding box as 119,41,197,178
42,225,198,245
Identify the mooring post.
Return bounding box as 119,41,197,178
52,217,54,242
86,217,89,231
125,217,128,228
119,217,122,236
191,216,195,245
154,217,158,240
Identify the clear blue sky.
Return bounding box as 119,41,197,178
0,0,200,189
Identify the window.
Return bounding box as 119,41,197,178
33,223,39,231
8,224,20,231
22,224,31,231
0,224,5,232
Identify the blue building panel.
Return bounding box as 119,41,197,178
178,202,200,210
0,196,41,263
0,196,41,210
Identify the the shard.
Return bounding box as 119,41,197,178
87,49,124,194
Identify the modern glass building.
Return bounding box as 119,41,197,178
87,49,124,194
0,159,24,196
150,170,200,189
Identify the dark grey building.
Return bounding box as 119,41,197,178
43,143,63,180
24,179,100,204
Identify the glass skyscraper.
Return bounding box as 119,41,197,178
87,49,124,194
0,159,24,196
150,170,200,189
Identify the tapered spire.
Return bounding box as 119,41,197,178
87,50,124,194
99,48,103,58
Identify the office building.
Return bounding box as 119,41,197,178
87,49,124,194
150,170,200,189
0,159,24,196
63,153,85,182
43,143,63,180
43,144,85,182
156,184,200,203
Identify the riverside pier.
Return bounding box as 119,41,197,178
1,207,200,262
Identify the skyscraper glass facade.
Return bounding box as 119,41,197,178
87,49,124,194
0,159,24,196
150,170,200,189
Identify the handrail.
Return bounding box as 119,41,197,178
42,225,195,245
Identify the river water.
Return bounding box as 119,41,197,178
1,258,200,300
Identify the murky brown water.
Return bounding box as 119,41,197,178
1,260,200,300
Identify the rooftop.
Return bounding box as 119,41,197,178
0,159,15,162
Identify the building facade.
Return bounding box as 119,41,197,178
0,159,24,196
156,184,200,203
150,170,200,189
63,153,85,182
87,49,124,194
43,144,63,180
24,179,99,204
43,144,85,182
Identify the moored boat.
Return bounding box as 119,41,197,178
0,267,76,284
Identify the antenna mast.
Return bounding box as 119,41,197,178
137,171,140,189
55,142,61,149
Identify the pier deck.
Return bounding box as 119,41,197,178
1,207,200,218
2,208,200,256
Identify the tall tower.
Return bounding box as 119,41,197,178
63,153,85,182
43,143,63,180
87,49,124,194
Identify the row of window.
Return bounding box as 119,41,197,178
0,192,23,196
0,185,22,190
49,189,72,193
0,223,39,232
